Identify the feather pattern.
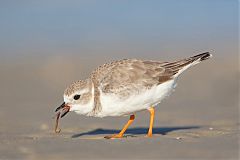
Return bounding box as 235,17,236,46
63,52,212,116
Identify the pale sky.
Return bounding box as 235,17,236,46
0,0,238,59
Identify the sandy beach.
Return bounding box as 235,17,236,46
0,1,238,159
0,54,238,160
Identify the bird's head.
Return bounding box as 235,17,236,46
55,79,94,118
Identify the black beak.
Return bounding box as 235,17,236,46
55,102,65,112
54,102,70,118
60,109,69,118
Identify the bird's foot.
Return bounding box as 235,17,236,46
104,134,123,139
145,132,153,138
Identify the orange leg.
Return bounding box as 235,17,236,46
147,107,155,137
105,115,135,139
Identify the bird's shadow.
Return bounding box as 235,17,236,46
71,126,200,138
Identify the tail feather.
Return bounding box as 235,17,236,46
162,52,212,77
189,52,212,62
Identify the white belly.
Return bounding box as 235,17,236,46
97,80,176,117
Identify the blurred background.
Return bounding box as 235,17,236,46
0,0,238,159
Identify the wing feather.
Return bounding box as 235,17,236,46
96,59,174,98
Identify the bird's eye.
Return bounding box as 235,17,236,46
73,94,81,100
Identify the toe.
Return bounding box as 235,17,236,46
146,133,153,138
104,134,123,139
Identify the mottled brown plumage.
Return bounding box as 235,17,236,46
63,52,211,115
55,52,211,138
64,79,92,96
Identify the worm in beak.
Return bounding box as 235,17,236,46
54,102,70,133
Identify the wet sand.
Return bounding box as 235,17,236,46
0,55,239,160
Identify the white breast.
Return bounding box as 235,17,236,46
97,80,176,117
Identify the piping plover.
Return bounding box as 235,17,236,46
54,52,212,138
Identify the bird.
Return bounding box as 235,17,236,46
54,52,212,139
